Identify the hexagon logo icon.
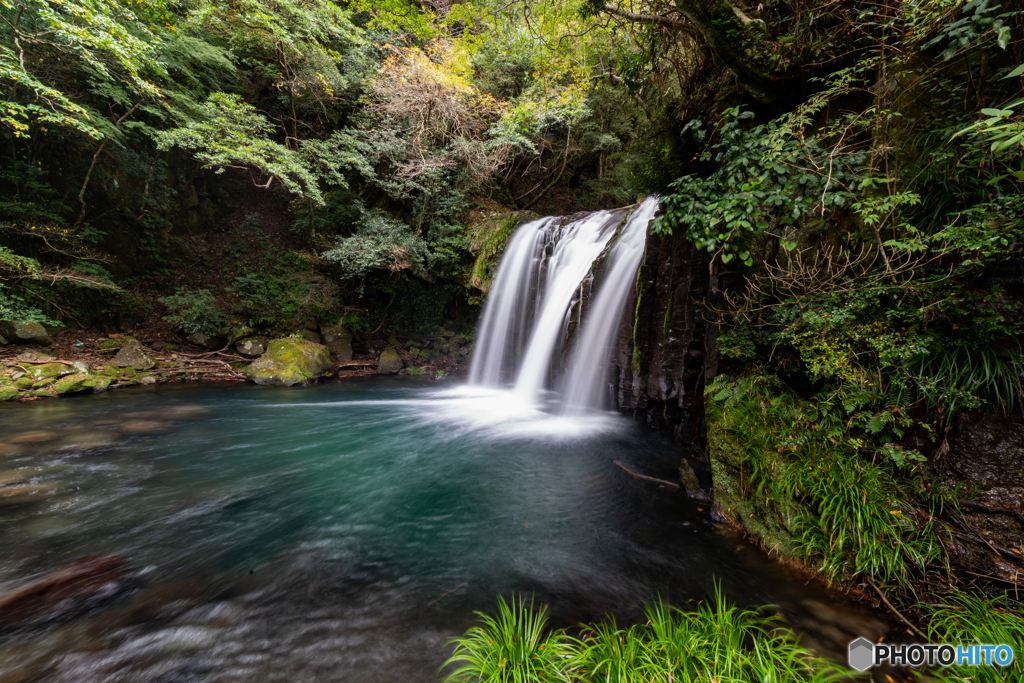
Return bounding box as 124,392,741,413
848,637,875,672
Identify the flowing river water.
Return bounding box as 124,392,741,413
0,380,888,682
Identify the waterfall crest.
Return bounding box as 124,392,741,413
469,198,659,412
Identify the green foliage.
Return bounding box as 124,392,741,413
707,376,945,588
155,93,359,203
654,108,865,265
0,0,165,138
443,585,842,683
442,596,567,683
158,287,226,337
0,283,59,325
922,590,1024,683
321,209,428,282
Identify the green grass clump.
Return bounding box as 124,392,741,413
442,596,568,683
442,585,845,683
922,590,1024,683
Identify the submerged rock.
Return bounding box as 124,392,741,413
120,420,171,435
9,431,59,445
245,339,334,386
2,322,51,346
0,482,60,505
0,555,127,629
376,347,403,374
113,338,156,370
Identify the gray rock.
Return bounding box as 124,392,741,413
236,337,268,357
327,340,353,363
187,333,224,350
113,338,156,370
321,322,352,345
298,329,321,344
376,347,403,374
2,322,51,346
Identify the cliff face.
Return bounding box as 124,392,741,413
612,232,713,486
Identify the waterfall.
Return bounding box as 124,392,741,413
512,210,625,402
468,217,553,386
468,199,659,411
560,197,659,414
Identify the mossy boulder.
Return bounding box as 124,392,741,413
25,363,75,382
2,322,51,346
14,377,33,390
376,347,403,374
52,373,91,395
82,376,111,392
112,338,156,370
245,339,334,386
0,387,19,402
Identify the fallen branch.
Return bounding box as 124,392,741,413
613,460,681,489
868,580,927,639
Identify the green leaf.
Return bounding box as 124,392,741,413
1003,64,1024,80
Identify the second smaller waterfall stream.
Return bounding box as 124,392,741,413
469,197,660,412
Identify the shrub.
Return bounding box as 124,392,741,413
158,288,226,337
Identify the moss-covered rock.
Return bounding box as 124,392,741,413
52,373,91,395
25,363,75,381
14,377,33,390
707,401,801,560
376,347,403,374
245,338,334,386
82,376,111,392
465,209,537,293
96,339,122,351
31,377,57,389
112,338,156,370
0,387,19,402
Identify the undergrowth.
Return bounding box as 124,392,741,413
442,585,844,683
706,375,946,589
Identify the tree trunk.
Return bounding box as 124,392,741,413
673,0,779,102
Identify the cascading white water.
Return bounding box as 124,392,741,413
468,218,553,386
468,199,659,411
512,210,623,402
560,197,659,414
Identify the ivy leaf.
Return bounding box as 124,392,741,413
781,240,798,252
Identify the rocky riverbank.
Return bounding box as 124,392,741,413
0,321,472,402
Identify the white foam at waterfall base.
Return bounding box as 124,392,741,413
266,386,624,439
